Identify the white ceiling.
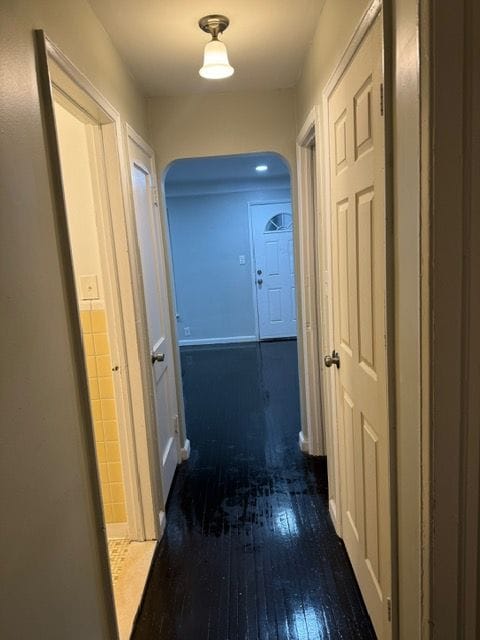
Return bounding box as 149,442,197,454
165,152,290,185
88,0,325,96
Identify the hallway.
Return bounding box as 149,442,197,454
132,341,375,639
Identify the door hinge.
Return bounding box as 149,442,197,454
380,83,384,116
387,597,392,622
151,185,159,206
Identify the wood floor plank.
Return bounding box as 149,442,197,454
132,340,376,639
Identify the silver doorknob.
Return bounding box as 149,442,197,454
151,352,165,364
257,278,263,285
324,350,340,368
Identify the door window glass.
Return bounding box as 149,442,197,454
265,212,293,232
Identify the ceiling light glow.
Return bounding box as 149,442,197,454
255,165,269,172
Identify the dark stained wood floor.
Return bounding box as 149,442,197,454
132,340,376,639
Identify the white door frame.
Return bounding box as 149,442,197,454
296,110,328,461
44,37,160,541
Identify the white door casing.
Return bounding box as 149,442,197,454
250,202,297,340
296,111,328,460
327,15,391,638
45,44,161,542
127,132,180,503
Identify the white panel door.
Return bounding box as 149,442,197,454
128,135,179,502
327,16,391,638
251,202,297,339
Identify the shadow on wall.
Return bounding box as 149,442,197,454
164,152,292,346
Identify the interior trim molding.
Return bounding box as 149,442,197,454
166,176,290,199
323,0,382,100
296,107,327,462
179,335,258,346
158,511,166,539
180,439,191,461
298,431,309,454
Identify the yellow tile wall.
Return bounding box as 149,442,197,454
80,308,127,524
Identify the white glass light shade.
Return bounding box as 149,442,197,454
199,40,234,79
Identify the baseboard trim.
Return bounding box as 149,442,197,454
107,522,129,539
180,438,191,461
299,430,309,453
158,511,166,539
179,335,257,346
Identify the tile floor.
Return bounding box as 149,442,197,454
107,538,130,583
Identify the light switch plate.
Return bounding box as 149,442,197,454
239,255,246,265
80,274,99,300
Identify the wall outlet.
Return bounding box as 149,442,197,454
184,326,191,337
239,255,246,265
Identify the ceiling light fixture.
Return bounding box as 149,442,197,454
198,14,234,80
255,165,269,172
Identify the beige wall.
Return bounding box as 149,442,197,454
0,1,149,637
295,0,371,127
148,89,297,177
19,0,148,138
55,101,105,300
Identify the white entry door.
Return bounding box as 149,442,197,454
251,202,297,339
327,16,391,638
127,131,179,503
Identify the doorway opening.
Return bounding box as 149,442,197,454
43,38,159,639
165,153,297,347
163,151,302,464
134,152,376,637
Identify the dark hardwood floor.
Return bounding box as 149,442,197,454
132,340,376,639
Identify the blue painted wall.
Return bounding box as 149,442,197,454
166,163,291,344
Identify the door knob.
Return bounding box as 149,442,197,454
151,352,165,364
257,278,263,285
324,350,340,368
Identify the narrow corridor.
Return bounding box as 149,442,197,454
132,341,375,639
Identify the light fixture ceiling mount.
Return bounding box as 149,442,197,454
198,14,230,38
198,14,234,80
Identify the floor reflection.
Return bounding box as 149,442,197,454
132,340,376,639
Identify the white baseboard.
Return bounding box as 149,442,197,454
107,522,129,539
299,430,309,453
158,511,166,539
329,499,341,537
179,335,257,346
180,438,191,461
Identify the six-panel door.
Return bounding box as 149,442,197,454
328,15,391,638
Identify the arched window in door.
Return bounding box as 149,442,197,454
265,212,293,232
